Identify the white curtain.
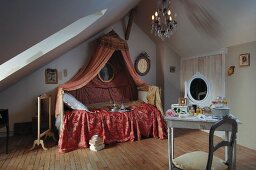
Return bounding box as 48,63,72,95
180,54,224,100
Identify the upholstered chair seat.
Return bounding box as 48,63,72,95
173,151,228,170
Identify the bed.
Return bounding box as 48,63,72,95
55,31,166,153
58,102,166,153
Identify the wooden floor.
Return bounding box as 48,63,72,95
0,129,256,170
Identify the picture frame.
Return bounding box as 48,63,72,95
170,66,176,73
227,66,235,76
45,69,58,84
98,62,114,82
134,52,151,76
178,98,187,106
239,53,250,67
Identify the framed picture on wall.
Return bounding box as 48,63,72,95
45,69,58,84
170,66,176,73
239,53,250,67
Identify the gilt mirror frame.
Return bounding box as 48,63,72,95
186,72,212,107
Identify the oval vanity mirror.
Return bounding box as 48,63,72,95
98,63,114,82
190,78,207,100
186,72,212,106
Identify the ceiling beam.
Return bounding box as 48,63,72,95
125,8,135,40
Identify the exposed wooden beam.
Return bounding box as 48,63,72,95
125,8,135,40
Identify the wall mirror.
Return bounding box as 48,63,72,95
190,78,207,100
98,63,114,82
186,72,212,107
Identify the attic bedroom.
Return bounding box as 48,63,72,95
0,0,256,169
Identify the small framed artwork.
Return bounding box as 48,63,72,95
170,66,176,73
45,69,58,84
239,53,250,67
178,98,187,106
134,52,151,76
227,66,235,76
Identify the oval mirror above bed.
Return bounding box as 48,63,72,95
98,63,114,82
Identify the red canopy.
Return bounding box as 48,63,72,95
55,31,145,116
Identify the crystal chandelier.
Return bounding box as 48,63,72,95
151,0,177,39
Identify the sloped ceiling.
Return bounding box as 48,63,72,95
1,0,256,92
0,0,140,91
135,0,256,58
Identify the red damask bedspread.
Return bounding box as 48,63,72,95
58,102,166,153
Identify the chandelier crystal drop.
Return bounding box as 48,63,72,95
151,0,177,40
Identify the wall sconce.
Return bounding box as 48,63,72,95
227,66,235,76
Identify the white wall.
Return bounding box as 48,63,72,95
156,43,165,104
0,20,156,133
156,43,180,111
226,41,256,150
0,36,95,134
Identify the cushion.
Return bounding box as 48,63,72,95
55,114,61,131
138,90,148,103
63,93,89,111
173,151,228,170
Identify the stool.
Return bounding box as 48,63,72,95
0,109,9,154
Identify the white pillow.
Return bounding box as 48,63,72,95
138,90,148,103
63,93,89,111
55,114,61,131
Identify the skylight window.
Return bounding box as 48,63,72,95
0,9,107,82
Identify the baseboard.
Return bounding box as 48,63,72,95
0,131,14,137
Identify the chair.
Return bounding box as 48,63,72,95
0,109,9,154
172,116,238,170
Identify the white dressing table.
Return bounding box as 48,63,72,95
165,115,241,170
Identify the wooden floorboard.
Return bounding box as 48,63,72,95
0,129,255,169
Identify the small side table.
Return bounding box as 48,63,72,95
0,109,9,154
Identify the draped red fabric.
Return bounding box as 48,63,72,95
69,52,138,104
55,31,145,116
58,102,167,153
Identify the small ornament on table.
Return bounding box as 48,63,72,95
178,98,187,106
120,103,125,110
120,89,126,110
189,107,195,116
166,109,178,117
202,106,211,114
